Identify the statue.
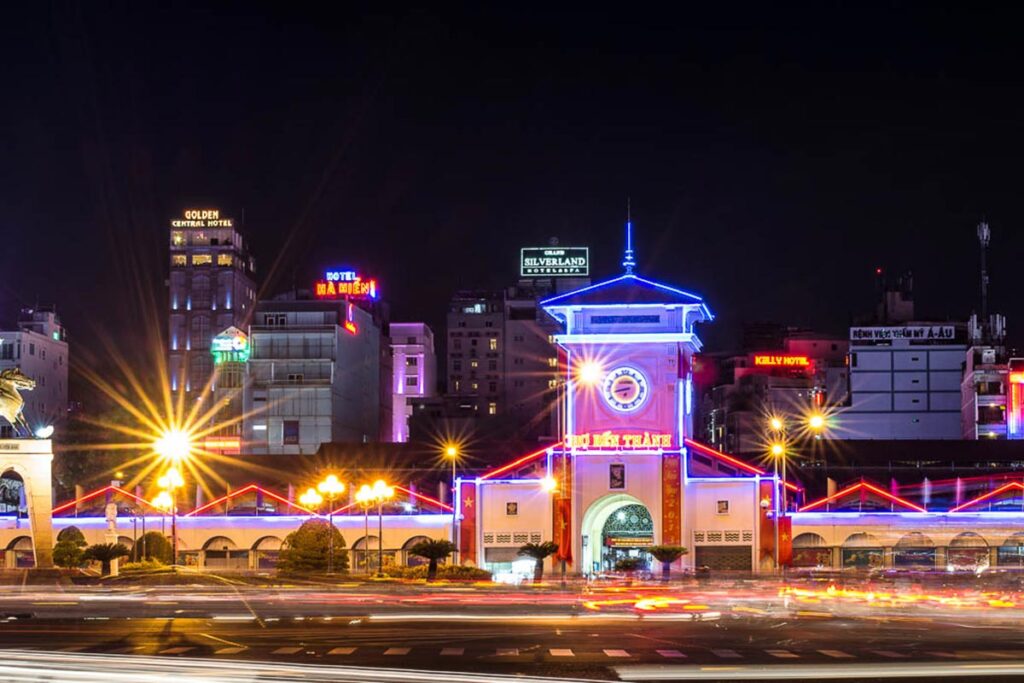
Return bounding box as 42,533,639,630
0,368,35,436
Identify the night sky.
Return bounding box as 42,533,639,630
3,4,1024,377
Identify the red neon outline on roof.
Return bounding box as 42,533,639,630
798,481,926,513
950,481,1024,513
52,486,165,515
185,483,317,517
480,443,560,480
327,485,454,515
684,439,765,475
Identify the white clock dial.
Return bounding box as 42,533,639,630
602,366,649,412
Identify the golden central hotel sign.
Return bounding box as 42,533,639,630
171,209,234,228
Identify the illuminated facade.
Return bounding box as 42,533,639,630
168,208,256,396
0,308,68,435
390,323,436,443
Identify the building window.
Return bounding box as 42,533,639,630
171,231,186,246
287,373,304,383
471,339,478,347
406,357,418,367
505,502,518,516
217,254,233,266
406,377,418,387
547,357,558,367
548,379,558,389
28,343,34,356
454,340,462,350
488,360,497,371
471,382,479,391
283,420,300,445
489,338,498,351
453,360,462,371
488,402,497,415
453,379,461,392
470,360,479,369
489,382,497,393
716,500,730,514
406,336,417,344
192,254,213,266
0,345,12,360
172,254,187,266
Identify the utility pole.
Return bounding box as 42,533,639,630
978,220,991,321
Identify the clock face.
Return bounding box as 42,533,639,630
602,366,649,412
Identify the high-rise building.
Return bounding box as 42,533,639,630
390,323,437,442
0,307,68,436
243,294,381,453
167,208,256,397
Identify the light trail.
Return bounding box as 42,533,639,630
615,661,1024,680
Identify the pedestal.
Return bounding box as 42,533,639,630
0,439,54,569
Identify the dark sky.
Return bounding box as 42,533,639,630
3,3,1024,368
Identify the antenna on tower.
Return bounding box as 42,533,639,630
977,219,991,320
622,198,636,274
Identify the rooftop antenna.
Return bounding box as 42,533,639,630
977,220,990,320
622,198,636,274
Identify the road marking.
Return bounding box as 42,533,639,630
927,651,959,658
657,649,686,658
327,647,356,655
712,649,742,658
159,647,194,655
604,649,631,658
214,647,246,655
200,633,245,648
59,646,88,652
441,648,464,656
766,649,799,658
384,647,411,655
819,649,854,658
271,647,303,655
960,651,1021,659
550,648,575,657
872,650,909,658
496,648,519,656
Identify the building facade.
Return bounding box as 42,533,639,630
0,308,68,435
168,208,256,396
390,323,437,442
244,296,380,453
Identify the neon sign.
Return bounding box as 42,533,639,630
314,269,379,300
170,209,234,228
753,354,811,368
1009,360,1024,439
211,327,250,364
569,431,672,449
520,247,590,277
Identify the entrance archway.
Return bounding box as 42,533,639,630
0,440,54,568
581,493,654,574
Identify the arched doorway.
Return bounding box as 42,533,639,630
581,494,654,574
203,535,247,570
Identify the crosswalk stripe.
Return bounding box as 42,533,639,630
384,648,411,655
496,648,519,656
819,649,853,658
872,650,908,658
712,649,742,658
441,648,464,656
327,647,357,656
766,649,799,658
160,647,194,655
272,647,303,655
214,647,246,655
603,649,630,658
657,649,686,658
549,648,574,657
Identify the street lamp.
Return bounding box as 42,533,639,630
443,445,460,561
355,484,375,573
157,467,184,565
154,429,193,465
371,479,394,577
766,437,789,574
317,474,345,574
575,359,603,386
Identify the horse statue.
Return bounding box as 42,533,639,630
0,368,35,436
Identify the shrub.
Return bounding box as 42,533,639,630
381,564,491,581
83,543,130,575
54,526,88,568
614,556,646,572
133,531,173,564
278,519,349,573
407,539,457,580
518,541,559,581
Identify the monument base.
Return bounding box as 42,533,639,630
0,439,54,569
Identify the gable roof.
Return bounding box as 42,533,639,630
541,273,712,315
798,480,927,513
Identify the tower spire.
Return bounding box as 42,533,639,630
622,198,636,273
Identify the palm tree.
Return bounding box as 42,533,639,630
407,539,457,581
648,545,689,581
83,543,130,576
518,541,559,582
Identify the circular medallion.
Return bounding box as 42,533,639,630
602,366,649,412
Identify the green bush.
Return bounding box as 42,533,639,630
53,525,88,568
133,531,172,563
57,526,87,546
278,519,349,573
614,557,646,572
120,559,167,572
382,564,492,581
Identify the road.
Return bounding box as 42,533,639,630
0,579,1023,680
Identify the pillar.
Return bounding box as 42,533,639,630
1,439,55,569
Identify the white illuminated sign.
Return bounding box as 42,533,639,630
520,247,589,277
850,326,956,342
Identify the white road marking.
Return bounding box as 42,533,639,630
711,649,742,658
657,649,686,658
927,651,959,658
441,648,464,656
496,648,519,656
159,647,194,655
605,649,631,658
819,650,854,658
327,647,356,655
766,649,799,658
550,648,575,657
384,647,411,655
214,647,246,655
871,650,908,658
271,647,303,655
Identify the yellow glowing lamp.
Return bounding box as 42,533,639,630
769,417,784,431
158,467,184,491
807,414,826,431
151,490,174,512
154,429,192,464
355,484,375,505
576,360,603,386
299,487,324,508
445,445,459,458
541,476,558,493
371,479,394,501
317,474,345,497
769,442,785,458
1011,372,1024,384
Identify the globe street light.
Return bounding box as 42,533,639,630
157,467,184,565
154,429,192,465
371,479,395,577
355,484,375,573
317,474,346,574
443,445,460,561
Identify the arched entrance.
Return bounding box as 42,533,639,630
581,494,654,574
0,440,55,568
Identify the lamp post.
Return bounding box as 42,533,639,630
317,474,345,574
298,487,326,569
371,479,395,577
355,484,374,573
444,445,459,562
156,467,184,566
